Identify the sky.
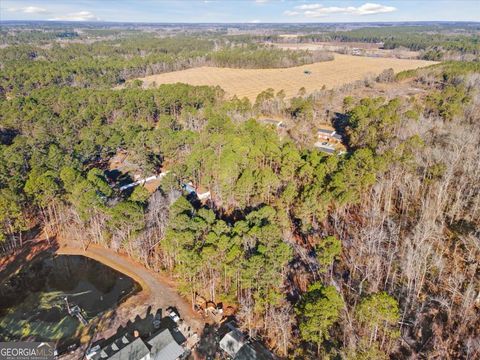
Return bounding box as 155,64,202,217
1,0,479,23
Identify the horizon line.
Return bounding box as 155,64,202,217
2,20,480,24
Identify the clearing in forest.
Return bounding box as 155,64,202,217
136,54,436,101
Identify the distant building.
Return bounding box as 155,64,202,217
352,48,362,56
314,142,336,154
317,127,342,143
181,182,211,200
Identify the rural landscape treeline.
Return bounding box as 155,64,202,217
1,22,479,359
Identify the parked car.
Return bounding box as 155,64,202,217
169,311,180,323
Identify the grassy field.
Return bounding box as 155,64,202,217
137,54,436,100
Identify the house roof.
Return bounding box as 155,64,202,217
147,329,184,360
219,330,246,357
234,342,276,360
314,142,336,154
181,183,196,194
106,338,150,360
318,128,335,135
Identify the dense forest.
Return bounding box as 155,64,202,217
208,44,333,68
0,33,330,94
1,24,479,359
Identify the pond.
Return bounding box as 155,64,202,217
0,255,141,348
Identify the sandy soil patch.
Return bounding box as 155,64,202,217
137,54,436,101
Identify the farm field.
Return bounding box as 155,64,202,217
273,42,421,59
137,54,436,100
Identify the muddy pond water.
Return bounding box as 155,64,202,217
0,255,140,347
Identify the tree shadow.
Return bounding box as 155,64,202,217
0,235,59,283
332,112,354,151
195,323,219,359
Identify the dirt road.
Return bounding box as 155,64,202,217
57,243,204,339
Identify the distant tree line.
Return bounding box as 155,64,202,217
208,44,332,68
296,26,480,60
0,34,331,95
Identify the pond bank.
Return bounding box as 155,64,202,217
0,254,138,348
1,236,205,358
56,241,205,338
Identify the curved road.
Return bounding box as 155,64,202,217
57,243,204,337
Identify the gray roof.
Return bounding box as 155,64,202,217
318,128,335,135
234,342,276,360
314,142,336,154
219,330,246,357
319,147,336,154
147,329,184,360
107,338,150,360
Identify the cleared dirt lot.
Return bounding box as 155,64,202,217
137,54,436,101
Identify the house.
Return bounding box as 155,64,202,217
86,334,136,360
181,183,196,194
218,323,276,360
318,128,335,138
234,341,276,360
87,329,185,360
332,133,343,141
106,338,150,360
314,142,336,154
181,182,211,201
219,329,246,358
317,127,342,143
147,328,184,360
